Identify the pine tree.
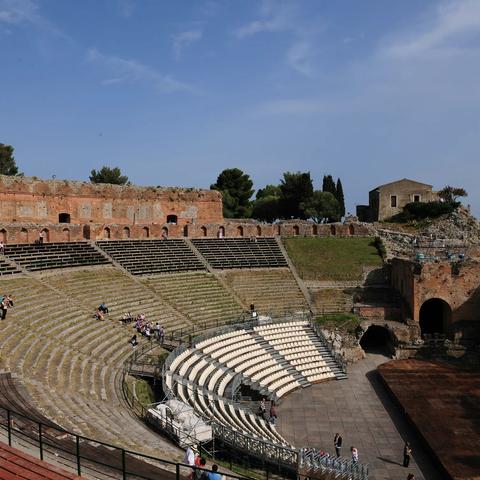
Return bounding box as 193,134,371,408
335,178,345,218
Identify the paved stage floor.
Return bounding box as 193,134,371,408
276,353,443,480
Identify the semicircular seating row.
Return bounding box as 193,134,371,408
165,321,338,447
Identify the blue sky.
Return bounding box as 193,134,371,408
1,0,480,216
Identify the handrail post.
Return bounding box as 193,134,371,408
176,462,180,480
39,423,44,461
7,409,12,446
76,435,81,476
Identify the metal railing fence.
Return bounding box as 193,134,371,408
0,405,251,480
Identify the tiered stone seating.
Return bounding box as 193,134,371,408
0,257,21,276
222,268,308,315
255,322,336,384
144,272,243,329
3,243,109,271
310,288,353,314
191,238,287,269
0,274,182,460
96,239,205,275
165,322,342,447
45,267,188,332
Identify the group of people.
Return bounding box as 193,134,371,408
257,398,277,425
183,445,222,480
0,294,14,320
129,317,165,348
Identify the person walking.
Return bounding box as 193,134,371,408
407,474,416,480
334,433,342,457
403,442,412,467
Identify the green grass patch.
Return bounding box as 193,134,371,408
134,378,155,405
283,237,383,281
315,312,361,335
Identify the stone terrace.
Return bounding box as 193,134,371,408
144,272,244,330
191,238,288,269
97,239,205,275
221,268,308,315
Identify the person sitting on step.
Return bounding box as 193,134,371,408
98,302,109,315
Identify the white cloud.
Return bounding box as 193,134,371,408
233,0,296,38
385,0,480,58
286,41,313,76
86,47,195,93
0,0,63,35
172,29,203,62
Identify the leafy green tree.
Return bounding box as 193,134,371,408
251,196,280,222
211,168,254,218
335,178,345,218
303,191,340,223
256,184,281,200
90,166,129,185
322,174,336,195
0,143,21,176
438,185,467,203
279,171,314,219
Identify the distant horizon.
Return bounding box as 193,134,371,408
1,0,479,217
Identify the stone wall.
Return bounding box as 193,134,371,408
0,218,373,243
391,258,480,341
0,175,223,226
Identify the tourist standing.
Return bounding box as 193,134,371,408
334,433,342,457
207,464,222,480
403,442,412,467
351,446,358,463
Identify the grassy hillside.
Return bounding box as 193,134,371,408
283,237,383,281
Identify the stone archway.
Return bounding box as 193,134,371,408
419,298,452,336
293,225,299,236
359,325,393,355
237,226,244,237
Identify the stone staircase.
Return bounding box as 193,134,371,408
220,268,309,316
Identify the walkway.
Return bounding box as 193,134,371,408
276,353,442,480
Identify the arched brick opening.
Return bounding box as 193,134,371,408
183,225,189,237
276,225,281,236
20,228,28,243
312,225,318,236
142,227,150,238
40,228,49,242
0,229,6,243
419,298,452,336
62,228,70,242
256,225,262,236
360,325,393,355
83,225,91,240
123,227,130,239
201,226,207,237
237,226,244,237
330,225,336,236
293,225,299,236
218,226,225,238
349,224,355,235
103,227,111,239
162,227,169,238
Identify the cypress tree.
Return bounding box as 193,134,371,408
322,174,336,195
336,178,345,218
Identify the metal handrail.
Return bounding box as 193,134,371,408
0,405,250,480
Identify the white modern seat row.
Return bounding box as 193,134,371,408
196,330,247,350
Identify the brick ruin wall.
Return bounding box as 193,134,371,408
391,258,480,340
0,175,372,243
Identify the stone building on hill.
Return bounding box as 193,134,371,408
356,178,437,222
